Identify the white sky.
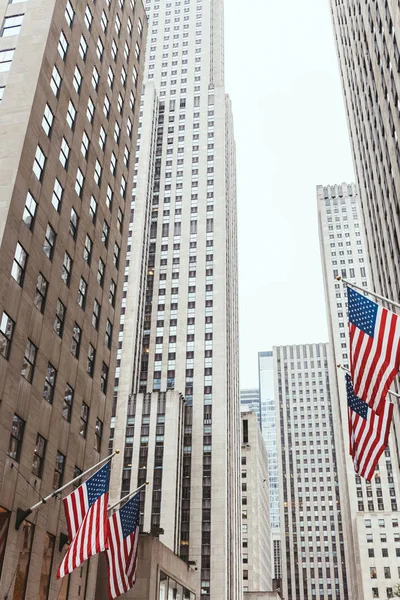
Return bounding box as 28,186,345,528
224,0,355,388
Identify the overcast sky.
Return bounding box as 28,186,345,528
224,0,355,388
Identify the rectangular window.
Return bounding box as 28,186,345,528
105,320,112,349
43,223,56,260
92,299,100,330
71,323,81,358
42,104,54,136
65,0,74,26
54,299,65,337
102,220,109,246
83,234,92,264
69,208,78,239
61,252,72,286
8,414,25,461
79,35,88,61
100,362,108,393
50,65,61,96
113,242,120,268
34,272,48,313
80,402,89,437
33,145,46,180
39,533,55,600
43,362,56,404
87,344,95,376
84,6,92,30
23,191,37,229
59,137,70,168
90,195,98,221
58,31,68,60
109,279,116,306
81,131,89,158
13,521,34,599
66,99,76,129
87,97,94,122
32,433,46,478
0,508,10,578
2,14,23,37
94,159,102,185
53,451,65,489
97,258,105,287
51,179,63,212
75,168,84,197
0,48,15,72
77,277,87,309
63,383,73,422
21,339,37,382
0,312,14,359
95,418,102,452
73,66,82,94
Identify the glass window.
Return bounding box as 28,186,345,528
0,48,15,72
92,299,100,330
83,234,92,264
99,126,106,150
51,179,63,212
39,533,55,600
94,160,102,185
63,383,73,422
87,344,95,376
21,339,37,382
100,362,108,393
109,279,116,306
43,223,56,260
50,65,61,96
2,14,24,37
53,451,65,489
34,272,48,313
23,191,37,229
90,195,98,222
12,521,34,600
69,208,78,239
73,65,82,94
370,567,377,579
80,402,89,437
87,97,95,122
65,0,74,26
84,6,92,29
95,418,102,452
8,414,25,461
92,65,99,91
102,220,109,247
58,31,68,60
66,100,76,129
105,320,112,349
101,10,108,32
106,185,113,210
81,130,89,158
75,168,84,197
59,137,70,168
71,323,81,358
0,312,14,359
32,433,46,477
113,242,120,268
42,104,54,136
96,37,104,61
43,362,56,404
97,258,105,287
77,277,87,309
79,35,88,61
33,145,46,180
54,299,65,336
103,95,110,118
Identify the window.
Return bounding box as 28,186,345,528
77,277,87,309
21,339,37,382
132,65,138,86
101,220,109,247
80,402,89,437
62,252,72,286
58,31,68,60
51,179,63,212
34,272,48,313
114,121,120,143
117,207,124,232
53,451,65,489
126,117,132,138
92,299,100,330
84,6,92,29
106,185,113,210
123,146,130,167
33,145,46,180
75,168,84,197
105,320,112,349
111,39,117,60
87,344,95,376
96,37,104,61
109,279,116,306
63,383,73,421
43,223,56,260
110,151,117,175
0,312,14,359
43,363,56,404
66,100,76,129
23,191,37,229
92,66,99,91
115,13,121,36
138,18,143,36
113,242,120,268
12,242,27,285
73,66,82,94
121,66,127,88
90,195,98,221
135,42,140,60
79,35,88,61
120,176,126,198
71,323,81,358
385,567,391,579
83,234,92,264
0,48,14,72
50,64,61,96
129,90,135,110
95,418,102,451
117,93,123,114
32,434,46,477
372,589,379,598
87,97,95,122
54,299,65,336
103,95,110,118
8,414,24,461
370,567,377,579
100,362,108,393
59,137,70,168
99,126,106,150
97,258,105,287
69,208,78,239
42,104,54,136
101,10,108,32
94,160,102,185
65,0,74,26
2,14,24,37
107,66,114,89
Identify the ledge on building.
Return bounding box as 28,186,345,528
244,592,283,600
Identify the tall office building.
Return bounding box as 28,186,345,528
241,411,272,594
109,1,241,599
318,182,400,600
241,388,262,427
0,0,146,597
258,351,281,582
274,343,349,600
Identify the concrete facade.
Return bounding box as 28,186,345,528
110,1,241,599
318,182,400,600
241,411,272,594
96,534,199,600
274,343,349,600
240,388,262,428
0,0,146,596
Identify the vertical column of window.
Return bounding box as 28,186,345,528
151,393,165,529
180,406,192,562
137,395,151,530
122,395,136,496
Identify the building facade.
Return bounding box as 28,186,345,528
274,343,349,600
241,411,272,594
318,182,400,600
240,389,262,428
109,1,241,599
0,0,146,597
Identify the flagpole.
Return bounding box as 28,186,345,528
337,364,400,400
108,481,149,514
15,450,120,530
336,276,400,311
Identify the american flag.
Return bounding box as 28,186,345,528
348,286,400,414
57,462,110,579
106,492,140,599
347,373,393,480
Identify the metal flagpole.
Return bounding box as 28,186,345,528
15,450,120,530
336,276,400,311
108,481,149,514
337,364,400,400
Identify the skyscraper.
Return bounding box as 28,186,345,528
274,343,349,600
241,388,262,427
318,182,400,600
109,1,241,599
0,0,146,597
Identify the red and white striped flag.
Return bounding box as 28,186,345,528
106,492,140,599
57,462,110,579
347,374,393,480
348,287,400,414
